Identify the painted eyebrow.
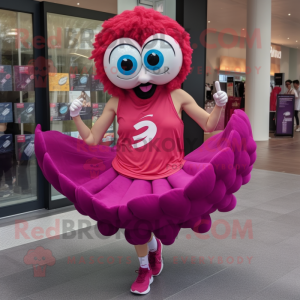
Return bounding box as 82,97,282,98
142,39,175,55
109,43,141,63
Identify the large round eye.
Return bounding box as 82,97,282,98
109,44,141,79
142,35,181,76
117,55,137,76
103,38,142,89
143,49,164,72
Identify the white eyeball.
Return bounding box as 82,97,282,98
141,34,183,85
103,38,142,89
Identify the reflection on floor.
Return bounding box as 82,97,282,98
204,130,300,175
255,132,300,175
1,168,300,299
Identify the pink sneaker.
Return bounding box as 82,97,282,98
130,267,153,295
149,238,163,276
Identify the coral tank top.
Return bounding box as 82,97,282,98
112,85,185,180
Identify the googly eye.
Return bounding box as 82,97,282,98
117,55,138,76
142,39,177,75
143,49,164,72
109,44,142,79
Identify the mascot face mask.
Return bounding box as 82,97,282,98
103,34,183,99
90,7,193,99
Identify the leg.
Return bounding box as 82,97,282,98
295,111,300,130
0,153,12,189
3,153,13,189
0,156,4,187
0,153,13,197
148,234,164,277
17,160,29,191
135,236,151,254
131,238,153,295
133,234,153,268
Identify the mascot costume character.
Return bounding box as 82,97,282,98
34,7,257,295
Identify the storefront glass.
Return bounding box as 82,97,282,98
0,9,37,207
47,13,114,201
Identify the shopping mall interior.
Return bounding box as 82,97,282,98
0,0,300,299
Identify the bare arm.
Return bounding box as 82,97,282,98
72,97,118,146
171,89,223,132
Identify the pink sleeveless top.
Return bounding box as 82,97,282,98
112,86,185,180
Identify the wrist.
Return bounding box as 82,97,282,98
215,103,225,108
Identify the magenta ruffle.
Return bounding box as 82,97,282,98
34,110,256,245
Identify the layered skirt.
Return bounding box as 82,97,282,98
34,110,256,245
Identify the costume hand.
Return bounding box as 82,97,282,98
213,81,228,107
70,98,83,118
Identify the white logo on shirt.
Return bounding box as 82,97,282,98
132,115,157,149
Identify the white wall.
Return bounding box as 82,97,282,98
118,0,175,19
160,0,176,20
289,48,298,80
298,50,300,81
280,46,290,80
117,0,137,14
206,31,300,84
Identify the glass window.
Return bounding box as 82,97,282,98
0,9,37,207
47,13,114,201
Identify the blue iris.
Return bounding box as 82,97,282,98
117,55,138,76
144,49,164,71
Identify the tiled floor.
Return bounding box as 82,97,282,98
205,130,300,175
254,132,300,175
1,168,300,300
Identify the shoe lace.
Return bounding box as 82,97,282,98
135,268,148,283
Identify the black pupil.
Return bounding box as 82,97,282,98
121,59,133,71
147,53,159,66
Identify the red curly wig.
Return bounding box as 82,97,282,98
90,6,193,98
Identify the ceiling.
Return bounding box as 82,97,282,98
207,0,300,49
35,0,117,14
33,0,300,49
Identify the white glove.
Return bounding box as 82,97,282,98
70,98,83,118
213,81,228,107
24,141,34,157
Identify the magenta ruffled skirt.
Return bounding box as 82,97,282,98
34,110,256,245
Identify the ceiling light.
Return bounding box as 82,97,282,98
288,13,291,16
70,53,89,58
77,2,80,5
208,21,210,23
242,28,245,30
6,29,18,36
287,38,290,39
7,32,18,36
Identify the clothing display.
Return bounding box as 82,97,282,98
270,87,282,111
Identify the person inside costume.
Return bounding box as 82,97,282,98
34,7,257,295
